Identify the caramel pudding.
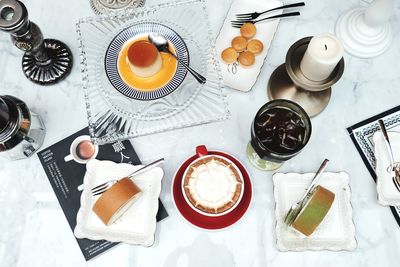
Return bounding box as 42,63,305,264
183,156,244,215
118,38,178,91
127,41,162,78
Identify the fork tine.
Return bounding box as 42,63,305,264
231,20,252,27
91,184,110,195
93,188,108,196
235,11,255,16
235,14,252,18
231,20,252,23
231,23,243,28
91,181,109,192
235,16,253,21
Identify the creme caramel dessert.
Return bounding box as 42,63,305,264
118,38,178,91
127,40,162,78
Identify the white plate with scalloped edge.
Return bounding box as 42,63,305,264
273,172,357,251
74,159,163,246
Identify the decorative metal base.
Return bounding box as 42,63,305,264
22,39,73,85
90,0,145,15
268,64,332,117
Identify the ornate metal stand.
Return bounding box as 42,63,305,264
0,0,73,85
90,0,146,15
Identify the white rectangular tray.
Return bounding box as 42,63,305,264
215,0,282,92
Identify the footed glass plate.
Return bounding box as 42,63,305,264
76,0,229,144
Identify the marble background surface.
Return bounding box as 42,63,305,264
0,0,400,266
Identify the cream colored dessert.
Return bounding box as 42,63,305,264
231,36,248,52
183,156,243,215
126,40,162,77
221,47,238,64
247,39,264,55
240,22,257,39
238,51,255,67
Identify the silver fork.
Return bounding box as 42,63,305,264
91,158,165,196
231,12,300,28
235,2,305,21
378,120,400,192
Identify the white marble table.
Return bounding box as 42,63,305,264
1,0,400,266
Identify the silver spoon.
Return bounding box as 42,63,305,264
284,159,329,226
148,33,206,84
378,119,400,192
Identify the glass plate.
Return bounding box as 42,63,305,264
76,0,230,144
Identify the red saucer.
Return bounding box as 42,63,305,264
172,146,252,230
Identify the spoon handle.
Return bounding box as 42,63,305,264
169,52,206,84
379,119,395,170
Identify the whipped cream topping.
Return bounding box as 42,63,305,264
185,158,241,212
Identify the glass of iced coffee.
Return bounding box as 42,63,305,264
247,99,312,171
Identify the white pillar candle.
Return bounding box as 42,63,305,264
300,34,344,82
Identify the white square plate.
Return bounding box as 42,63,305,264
374,131,400,206
74,159,163,246
273,172,357,251
215,0,282,92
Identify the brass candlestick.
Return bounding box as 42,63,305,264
0,0,73,85
268,37,345,117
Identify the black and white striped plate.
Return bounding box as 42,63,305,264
105,22,189,100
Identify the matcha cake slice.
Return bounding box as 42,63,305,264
291,185,335,236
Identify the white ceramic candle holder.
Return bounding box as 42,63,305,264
335,0,394,58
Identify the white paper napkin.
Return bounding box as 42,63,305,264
374,131,400,206
74,159,163,246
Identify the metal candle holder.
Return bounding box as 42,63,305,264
268,37,345,117
0,0,73,85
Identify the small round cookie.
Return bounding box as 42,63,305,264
231,36,247,52
247,39,264,55
221,47,238,64
238,51,255,67
240,23,256,39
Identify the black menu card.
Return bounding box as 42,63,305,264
348,105,400,227
37,127,168,261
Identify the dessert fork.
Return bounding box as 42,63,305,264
284,159,329,226
91,158,165,196
231,12,300,28
235,2,305,21
378,120,400,192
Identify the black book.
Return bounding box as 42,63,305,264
37,128,168,261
